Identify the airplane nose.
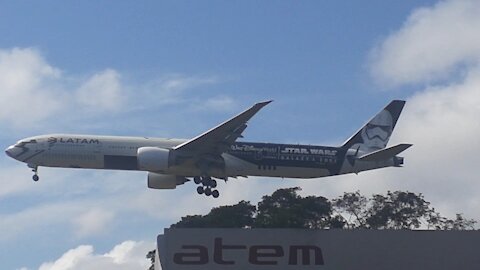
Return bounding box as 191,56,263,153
5,145,20,159
5,145,13,158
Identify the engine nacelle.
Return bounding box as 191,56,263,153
147,172,189,189
137,147,172,172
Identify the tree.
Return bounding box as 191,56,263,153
366,191,433,229
254,187,335,229
170,189,477,230
333,191,368,228
333,190,477,230
171,200,256,228
170,215,209,228
146,250,155,270
254,187,304,228
442,214,477,230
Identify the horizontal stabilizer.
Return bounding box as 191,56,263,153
358,143,412,162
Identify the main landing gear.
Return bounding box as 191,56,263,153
194,176,220,198
28,164,39,182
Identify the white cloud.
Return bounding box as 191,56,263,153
0,164,106,200
37,241,152,270
197,95,236,112
160,74,218,92
295,66,480,219
354,0,480,221
370,0,480,87
388,67,480,218
39,245,93,270
0,48,63,127
0,47,124,128
0,164,38,198
76,69,124,112
0,202,77,242
0,170,127,242
0,168,268,243
131,74,220,109
0,47,225,131
72,208,115,238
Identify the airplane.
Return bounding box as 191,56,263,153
5,100,411,198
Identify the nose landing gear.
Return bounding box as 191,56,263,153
28,164,39,182
194,176,220,198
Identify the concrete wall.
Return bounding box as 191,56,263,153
157,228,480,270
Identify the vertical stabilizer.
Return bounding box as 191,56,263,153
342,100,406,151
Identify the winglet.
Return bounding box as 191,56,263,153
256,100,273,107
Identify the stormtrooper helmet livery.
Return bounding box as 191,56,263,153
361,110,393,150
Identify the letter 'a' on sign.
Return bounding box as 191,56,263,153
173,245,208,265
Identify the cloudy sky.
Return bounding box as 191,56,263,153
2,0,480,269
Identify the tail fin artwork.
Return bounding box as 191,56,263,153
339,100,410,174
342,100,406,152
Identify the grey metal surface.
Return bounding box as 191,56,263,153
157,228,480,270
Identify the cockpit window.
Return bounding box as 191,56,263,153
14,139,37,147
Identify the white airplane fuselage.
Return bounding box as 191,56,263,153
6,134,383,179
5,100,411,198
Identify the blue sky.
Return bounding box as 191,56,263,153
2,1,480,269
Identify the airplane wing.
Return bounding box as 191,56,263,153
173,100,272,156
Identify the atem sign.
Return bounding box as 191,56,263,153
157,229,480,270
173,237,323,266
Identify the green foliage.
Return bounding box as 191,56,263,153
254,187,334,229
366,191,432,229
146,250,155,270
171,200,256,228
334,191,477,230
441,214,477,230
171,188,477,230
333,191,368,228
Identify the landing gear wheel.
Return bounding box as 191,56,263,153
194,176,220,198
201,177,211,186
194,176,201,184
30,165,39,182
210,180,217,188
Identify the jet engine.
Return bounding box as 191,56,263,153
137,147,172,172
147,172,189,189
